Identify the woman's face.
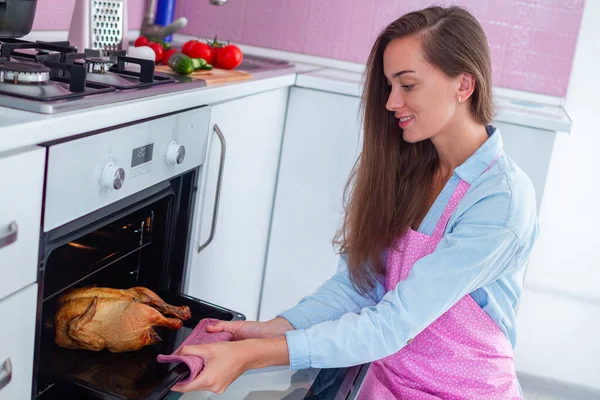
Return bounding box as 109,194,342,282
383,36,461,143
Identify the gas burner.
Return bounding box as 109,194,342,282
83,57,114,74
0,62,51,84
0,38,184,114
0,38,77,60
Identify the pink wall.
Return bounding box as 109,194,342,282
175,0,585,97
31,0,146,31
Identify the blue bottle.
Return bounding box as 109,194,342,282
155,0,176,42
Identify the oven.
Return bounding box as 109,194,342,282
32,106,243,399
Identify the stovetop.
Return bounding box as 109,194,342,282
0,39,206,114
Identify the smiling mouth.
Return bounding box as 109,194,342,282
398,116,414,122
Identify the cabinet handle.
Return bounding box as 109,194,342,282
198,124,226,253
0,221,18,250
0,358,12,391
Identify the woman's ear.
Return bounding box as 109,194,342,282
457,73,476,104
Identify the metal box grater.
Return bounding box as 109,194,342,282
68,0,129,52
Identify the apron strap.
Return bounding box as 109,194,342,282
431,152,502,237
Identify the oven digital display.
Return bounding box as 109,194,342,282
132,143,154,167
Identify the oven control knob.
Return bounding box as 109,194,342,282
101,163,125,190
166,142,186,165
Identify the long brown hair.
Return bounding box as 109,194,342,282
335,6,495,293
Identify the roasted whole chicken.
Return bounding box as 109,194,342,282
54,286,191,353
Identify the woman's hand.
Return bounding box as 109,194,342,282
171,336,290,394
206,317,294,340
171,340,249,394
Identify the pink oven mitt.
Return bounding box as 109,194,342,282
157,318,233,385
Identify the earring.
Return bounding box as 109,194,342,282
458,96,462,104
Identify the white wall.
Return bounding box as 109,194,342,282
514,0,600,390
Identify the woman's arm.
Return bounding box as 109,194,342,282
170,254,386,394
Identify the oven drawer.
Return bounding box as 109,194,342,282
0,283,38,400
0,147,45,300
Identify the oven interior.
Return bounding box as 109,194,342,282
33,170,244,400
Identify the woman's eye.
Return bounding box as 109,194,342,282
402,84,415,91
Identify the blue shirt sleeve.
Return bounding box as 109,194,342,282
284,221,522,370
277,253,386,330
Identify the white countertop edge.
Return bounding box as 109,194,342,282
295,73,362,98
493,96,572,133
494,108,572,133
0,73,296,155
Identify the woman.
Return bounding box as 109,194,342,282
173,5,539,399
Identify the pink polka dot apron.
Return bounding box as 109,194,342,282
358,156,521,400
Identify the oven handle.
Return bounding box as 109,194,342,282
198,124,226,253
0,221,18,250
0,358,12,391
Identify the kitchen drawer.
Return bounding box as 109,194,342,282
0,147,45,300
0,283,38,400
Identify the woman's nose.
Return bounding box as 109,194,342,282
386,89,405,112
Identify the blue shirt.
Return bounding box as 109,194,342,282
278,125,540,371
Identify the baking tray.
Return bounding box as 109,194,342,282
39,291,245,400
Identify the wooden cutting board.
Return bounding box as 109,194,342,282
154,64,252,84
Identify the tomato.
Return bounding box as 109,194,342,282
187,42,214,64
208,36,224,61
134,36,149,47
181,40,198,56
211,45,223,61
162,49,178,64
214,44,243,69
148,42,164,62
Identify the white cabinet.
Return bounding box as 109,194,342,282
186,88,290,320
0,147,45,300
0,283,38,400
259,87,362,321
